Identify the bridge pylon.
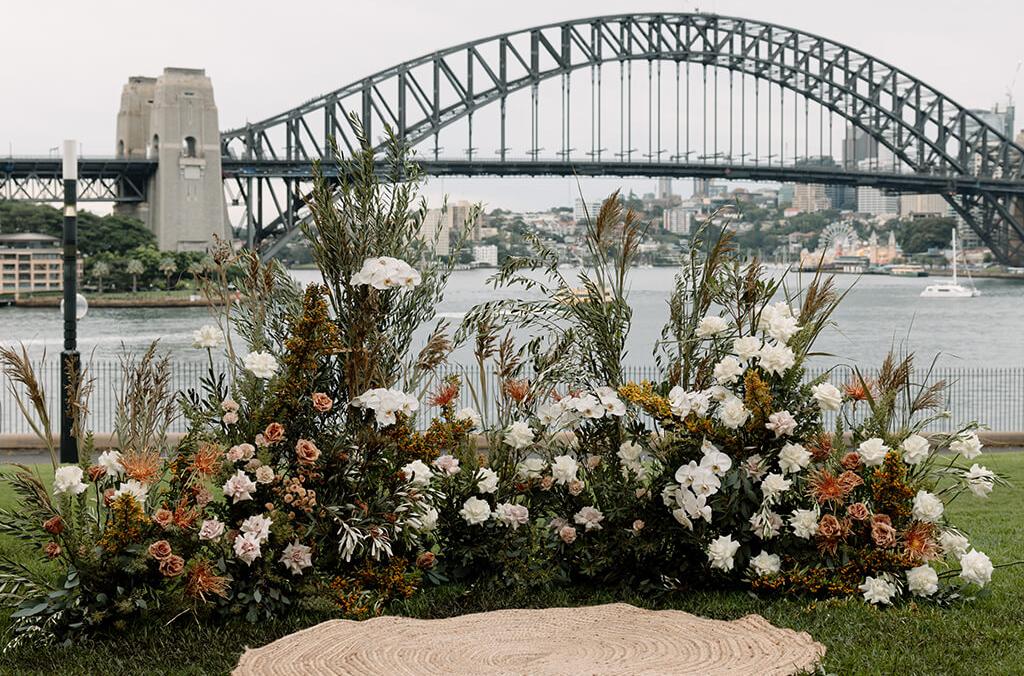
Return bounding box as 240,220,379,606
114,68,227,251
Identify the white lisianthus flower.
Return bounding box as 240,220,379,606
416,506,439,532
459,496,492,525
244,351,279,379
198,518,225,541
732,336,763,361
53,466,88,496
494,503,530,530
113,479,148,504
912,490,944,523
717,396,750,429
280,541,313,576
906,565,939,597
959,549,994,587
950,431,983,459
240,514,273,544
901,434,931,465
351,387,419,426
939,530,970,558
432,454,461,476
859,575,897,605
222,470,257,504
453,407,482,431
810,382,843,411
192,324,224,349
595,386,626,417
789,509,819,539
760,473,793,504
667,387,711,418
696,315,729,338
750,551,782,576
504,421,535,449
96,449,125,477
964,464,996,498
707,534,741,571
516,457,547,479
573,505,605,531
764,410,797,438
857,437,890,466
551,455,580,485
713,356,745,385
400,459,433,487
757,342,796,376
778,443,812,475
350,256,422,289
233,532,263,565
475,468,499,494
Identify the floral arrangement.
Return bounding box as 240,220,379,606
0,128,1008,647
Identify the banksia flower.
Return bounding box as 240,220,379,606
121,449,161,485
185,560,230,602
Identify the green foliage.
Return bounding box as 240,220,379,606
0,201,155,256
898,216,955,254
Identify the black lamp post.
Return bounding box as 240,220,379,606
60,139,80,464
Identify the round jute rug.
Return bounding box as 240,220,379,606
233,603,825,675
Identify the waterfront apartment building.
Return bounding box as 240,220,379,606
0,232,83,299
573,198,604,224
792,184,831,212
473,244,499,267
421,201,484,257
856,187,900,217
662,206,694,235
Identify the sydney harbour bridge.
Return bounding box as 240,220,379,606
3,13,1024,264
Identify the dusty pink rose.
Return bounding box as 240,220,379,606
312,392,333,413
221,398,239,413
586,455,602,470
416,552,437,569
263,423,285,444
153,508,174,529
540,476,555,491
226,447,245,463
568,479,584,496
840,452,863,471
255,433,268,447
817,514,844,540
872,520,898,547
295,439,321,466
159,554,185,577
148,540,172,560
102,488,116,506
847,502,870,521
193,486,213,507
632,519,646,532
222,411,239,426
558,525,578,544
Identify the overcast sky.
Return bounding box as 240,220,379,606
3,0,1022,212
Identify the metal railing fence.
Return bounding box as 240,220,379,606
2,361,1022,436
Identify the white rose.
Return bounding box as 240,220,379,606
761,473,792,504
950,431,983,459
859,575,897,605
400,459,434,487
668,387,710,418
551,455,580,485
765,312,800,343
476,467,499,494
199,518,225,541
192,324,224,349
459,496,492,525
901,434,931,465
244,351,279,379
964,464,995,498
939,530,970,558
959,549,993,587
713,356,745,385
494,503,530,530
750,551,782,576
696,315,729,337
811,382,843,411
516,457,547,479
433,455,461,476
906,565,939,597
504,421,535,449
717,396,750,429
911,490,944,523
732,336,763,361
53,466,88,496
417,506,439,532
222,470,257,504
707,534,740,571
113,479,148,504
255,465,275,484
765,410,797,438
778,443,812,474
857,437,890,466
454,407,482,431
789,509,819,539
757,342,796,376
573,505,605,531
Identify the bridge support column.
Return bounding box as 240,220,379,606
114,68,227,251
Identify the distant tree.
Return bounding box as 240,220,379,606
125,259,145,292
91,260,111,294
0,202,155,255
158,257,178,290
899,217,955,254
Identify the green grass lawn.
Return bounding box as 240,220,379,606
1,454,1022,676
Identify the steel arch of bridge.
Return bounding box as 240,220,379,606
221,12,1024,263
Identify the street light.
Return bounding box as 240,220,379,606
60,139,80,464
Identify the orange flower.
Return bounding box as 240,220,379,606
190,443,222,476
428,381,460,407
121,449,161,485
44,542,61,559
807,434,833,463
840,452,863,471
184,560,230,601
87,465,107,482
172,500,198,529
503,379,531,403
837,470,864,495
807,469,846,506
844,378,875,402
902,521,940,562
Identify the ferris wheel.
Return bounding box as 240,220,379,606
821,222,856,255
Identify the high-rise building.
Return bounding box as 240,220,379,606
842,124,879,168
656,178,673,201
856,187,900,216
793,184,831,212
693,178,710,197
777,184,795,207
472,244,499,267
900,194,952,218
421,201,483,256
662,206,693,235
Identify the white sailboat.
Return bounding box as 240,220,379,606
920,228,980,298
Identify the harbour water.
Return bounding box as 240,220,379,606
2,267,1022,370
